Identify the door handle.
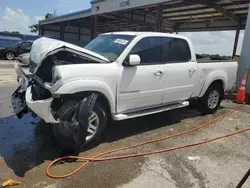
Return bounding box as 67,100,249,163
189,68,196,72
154,71,163,76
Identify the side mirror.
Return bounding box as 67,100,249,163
127,54,141,66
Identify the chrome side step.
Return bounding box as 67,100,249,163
113,101,189,121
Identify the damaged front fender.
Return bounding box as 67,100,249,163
53,79,116,114
54,93,99,153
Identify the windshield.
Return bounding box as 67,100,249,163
84,34,134,62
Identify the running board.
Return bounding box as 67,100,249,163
113,101,189,121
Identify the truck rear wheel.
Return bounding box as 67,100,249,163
53,100,107,153
198,83,223,114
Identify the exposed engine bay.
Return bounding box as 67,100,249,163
34,51,102,83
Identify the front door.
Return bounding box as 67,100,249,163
117,37,166,113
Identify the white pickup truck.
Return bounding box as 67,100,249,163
12,32,237,152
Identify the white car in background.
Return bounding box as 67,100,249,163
17,53,30,66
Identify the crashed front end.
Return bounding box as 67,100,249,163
11,37,109,124
12,62,59,123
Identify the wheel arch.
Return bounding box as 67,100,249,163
53,79,116,115
210,80,224,90
199,71,227,98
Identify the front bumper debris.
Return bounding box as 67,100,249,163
11,86,28,119
12,84,59,123
25,86,59,123
11,65,30,119
11,61,59,124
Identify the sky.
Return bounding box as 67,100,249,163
0,0,245,55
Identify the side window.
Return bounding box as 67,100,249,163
130,37,164,64
163,37,191,63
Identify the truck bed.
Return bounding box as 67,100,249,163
196,60,238,95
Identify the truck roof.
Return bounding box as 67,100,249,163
102,31,189,40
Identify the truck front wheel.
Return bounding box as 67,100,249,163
53,99,107,153
198,83,223,114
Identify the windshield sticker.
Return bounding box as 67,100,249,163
114,39,129,45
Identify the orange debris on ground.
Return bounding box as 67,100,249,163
1,179,21,187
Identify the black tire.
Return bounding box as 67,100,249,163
4,51,15,60
53,100,107,153
198,83,223,114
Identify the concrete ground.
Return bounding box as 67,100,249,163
0,60,16,85
1,60,250,188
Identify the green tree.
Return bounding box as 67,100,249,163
1,31,20,34
28,24,39,33
45,13,54,19
11,31,20,34
29,12,56,33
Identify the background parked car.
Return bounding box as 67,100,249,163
17,53,30,66
0,41,33,60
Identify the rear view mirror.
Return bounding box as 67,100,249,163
128,54,141,66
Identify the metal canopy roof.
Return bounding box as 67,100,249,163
99,0,249,33
40,0,249,33
39,9,91,25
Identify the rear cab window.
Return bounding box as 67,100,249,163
163,37,191,63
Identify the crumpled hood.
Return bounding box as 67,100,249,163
29,37,110,73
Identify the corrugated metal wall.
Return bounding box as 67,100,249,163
43,25,91,47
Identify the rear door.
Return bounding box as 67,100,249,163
117,37,166,112
161,37,197,104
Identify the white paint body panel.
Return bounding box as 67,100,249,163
118,65,165,112
25,86,58,123
196,62,238,97
20,32,237,123
52,63,119,113
161,61,197,104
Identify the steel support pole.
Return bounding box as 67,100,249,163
232,24,241,57
39,25,44,35
237,6,250,93
60,22,64,40
91,15,98,40
78,27,81,44
155,4,163,32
